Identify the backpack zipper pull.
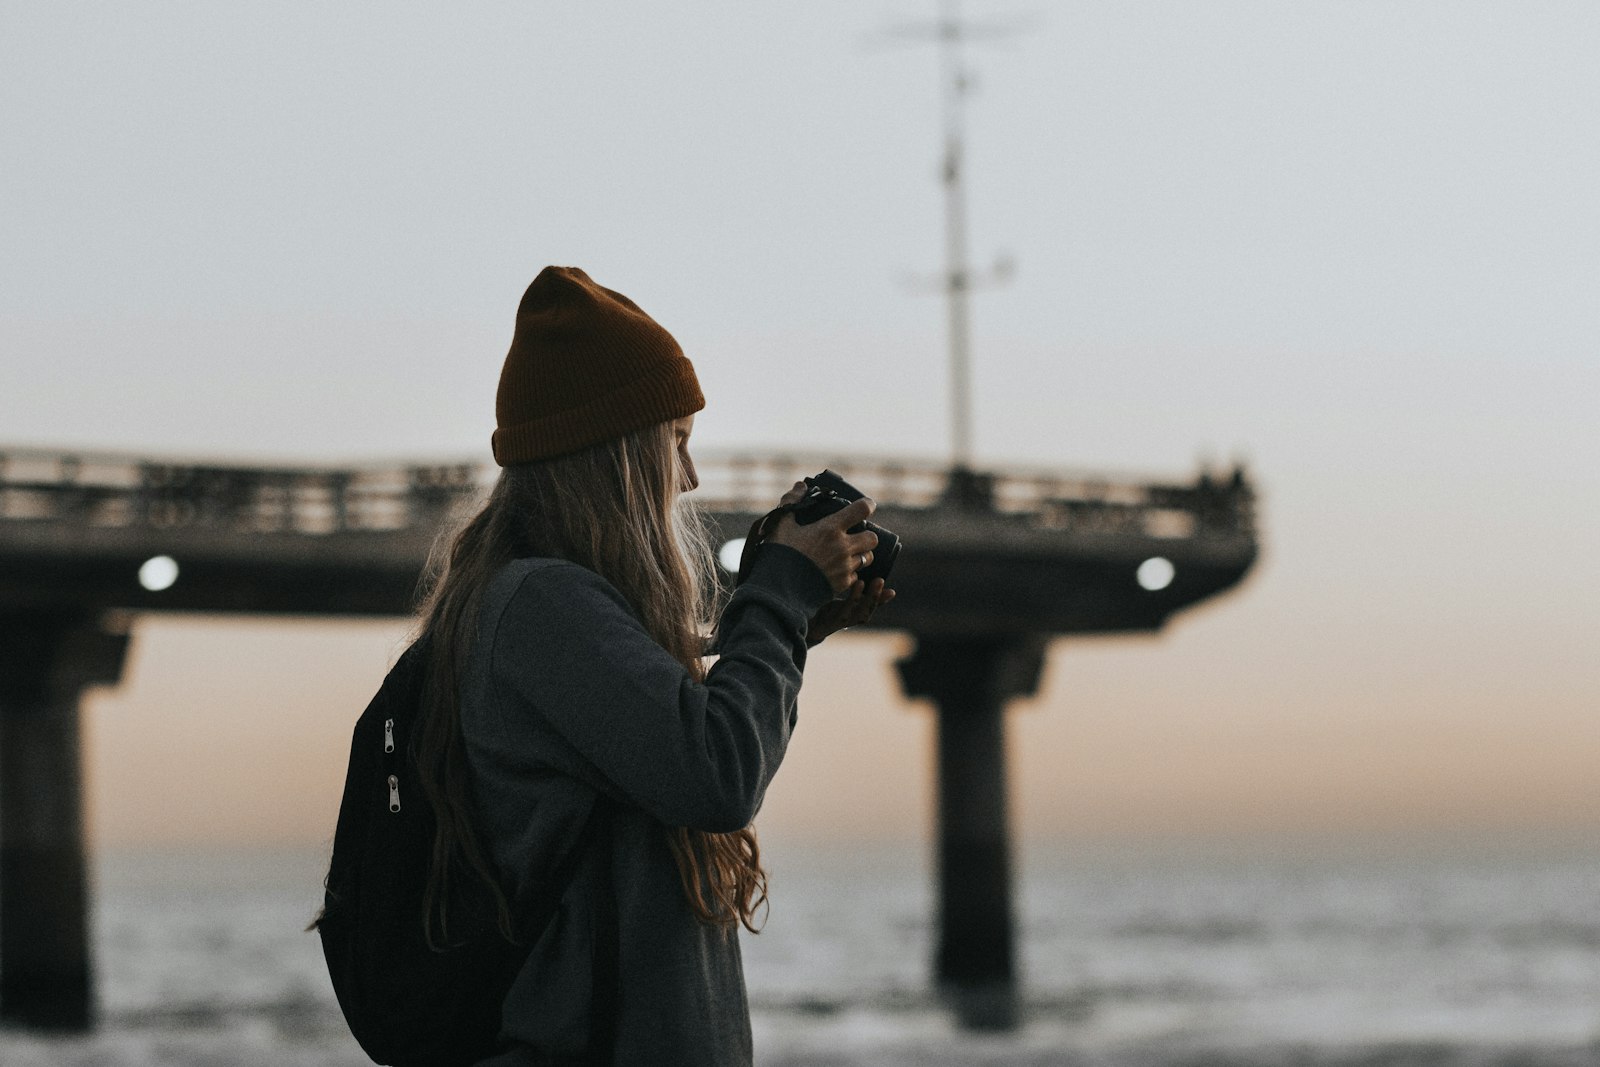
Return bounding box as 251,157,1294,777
387,774,401,813
383,718,395,754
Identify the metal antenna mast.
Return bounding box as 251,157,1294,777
938,0,976,469
877,1,1024,471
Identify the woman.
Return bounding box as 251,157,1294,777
408,266,893,1066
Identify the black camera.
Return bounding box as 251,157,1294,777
788,470,901,585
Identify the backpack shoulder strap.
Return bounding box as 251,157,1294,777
586,795,619,1062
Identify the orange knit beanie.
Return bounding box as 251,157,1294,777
491,266,705,465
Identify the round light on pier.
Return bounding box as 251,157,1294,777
717,538,746,574
1136,556,1175,591
139,555,180,592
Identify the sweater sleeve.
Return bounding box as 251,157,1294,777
489,543,834,833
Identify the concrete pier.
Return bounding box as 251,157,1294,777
898,633,1046,1029
0,447,1256,1032
0,611,129,1030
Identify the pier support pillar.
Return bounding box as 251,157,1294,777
897,632,1046,1029
0,611,130,1030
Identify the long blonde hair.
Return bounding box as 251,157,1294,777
409,419,769,945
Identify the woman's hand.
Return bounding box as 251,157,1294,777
805,576,896,647
765,482,883,596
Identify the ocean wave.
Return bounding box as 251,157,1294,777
2,992,1594,1067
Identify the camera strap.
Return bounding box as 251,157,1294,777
735,503,795,587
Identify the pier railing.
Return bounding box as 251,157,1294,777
0,449,482,536
690,452,1254,539
0,447,1254,541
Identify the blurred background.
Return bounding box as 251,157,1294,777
1,2,1596,1064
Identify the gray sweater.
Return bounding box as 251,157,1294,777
458,542,834,1066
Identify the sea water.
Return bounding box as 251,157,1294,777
0,834,1595,1066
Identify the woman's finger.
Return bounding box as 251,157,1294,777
823,496,876,531
847,530,879,556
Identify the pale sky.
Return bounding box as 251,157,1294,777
2,2,1596,849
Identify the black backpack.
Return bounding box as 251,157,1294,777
314,635,601,1066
